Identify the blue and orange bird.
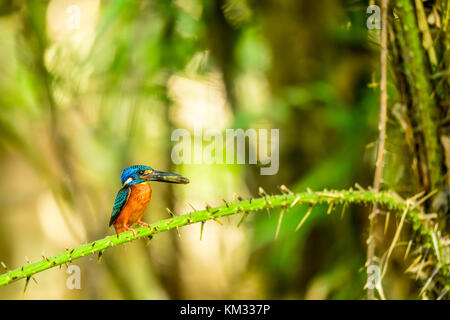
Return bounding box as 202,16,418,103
109,165,189,236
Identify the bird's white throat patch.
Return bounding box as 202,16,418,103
124,177,133,186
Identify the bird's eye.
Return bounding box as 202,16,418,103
137,170,144,175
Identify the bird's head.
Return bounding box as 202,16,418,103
121,165,189,186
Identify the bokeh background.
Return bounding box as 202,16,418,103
0,0,413,299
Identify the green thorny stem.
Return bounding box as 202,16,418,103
0,189,448,293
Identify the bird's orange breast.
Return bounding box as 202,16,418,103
114,183,153,229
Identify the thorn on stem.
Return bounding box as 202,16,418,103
258,187,268,197
166,208,175,217
279,185,293,195
354,183,364,191
262,194,273,208
340,202,348,219
187,202,197,212
233,192,244,202
23,276,31,294
145,235,153,247
237,211,251,228
290,196,301,208
327,202,334,215
1,261,9,272
97,251,104,264
200,221,205,240
381,207,408,279
296,205,313,232
275,209,285,240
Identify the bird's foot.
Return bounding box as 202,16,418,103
124,226,137,237
137,220,153,230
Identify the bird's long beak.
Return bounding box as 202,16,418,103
142,170,189,184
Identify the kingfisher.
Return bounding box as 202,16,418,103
110,165,189,236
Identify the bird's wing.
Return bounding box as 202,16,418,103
109,187,130,226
